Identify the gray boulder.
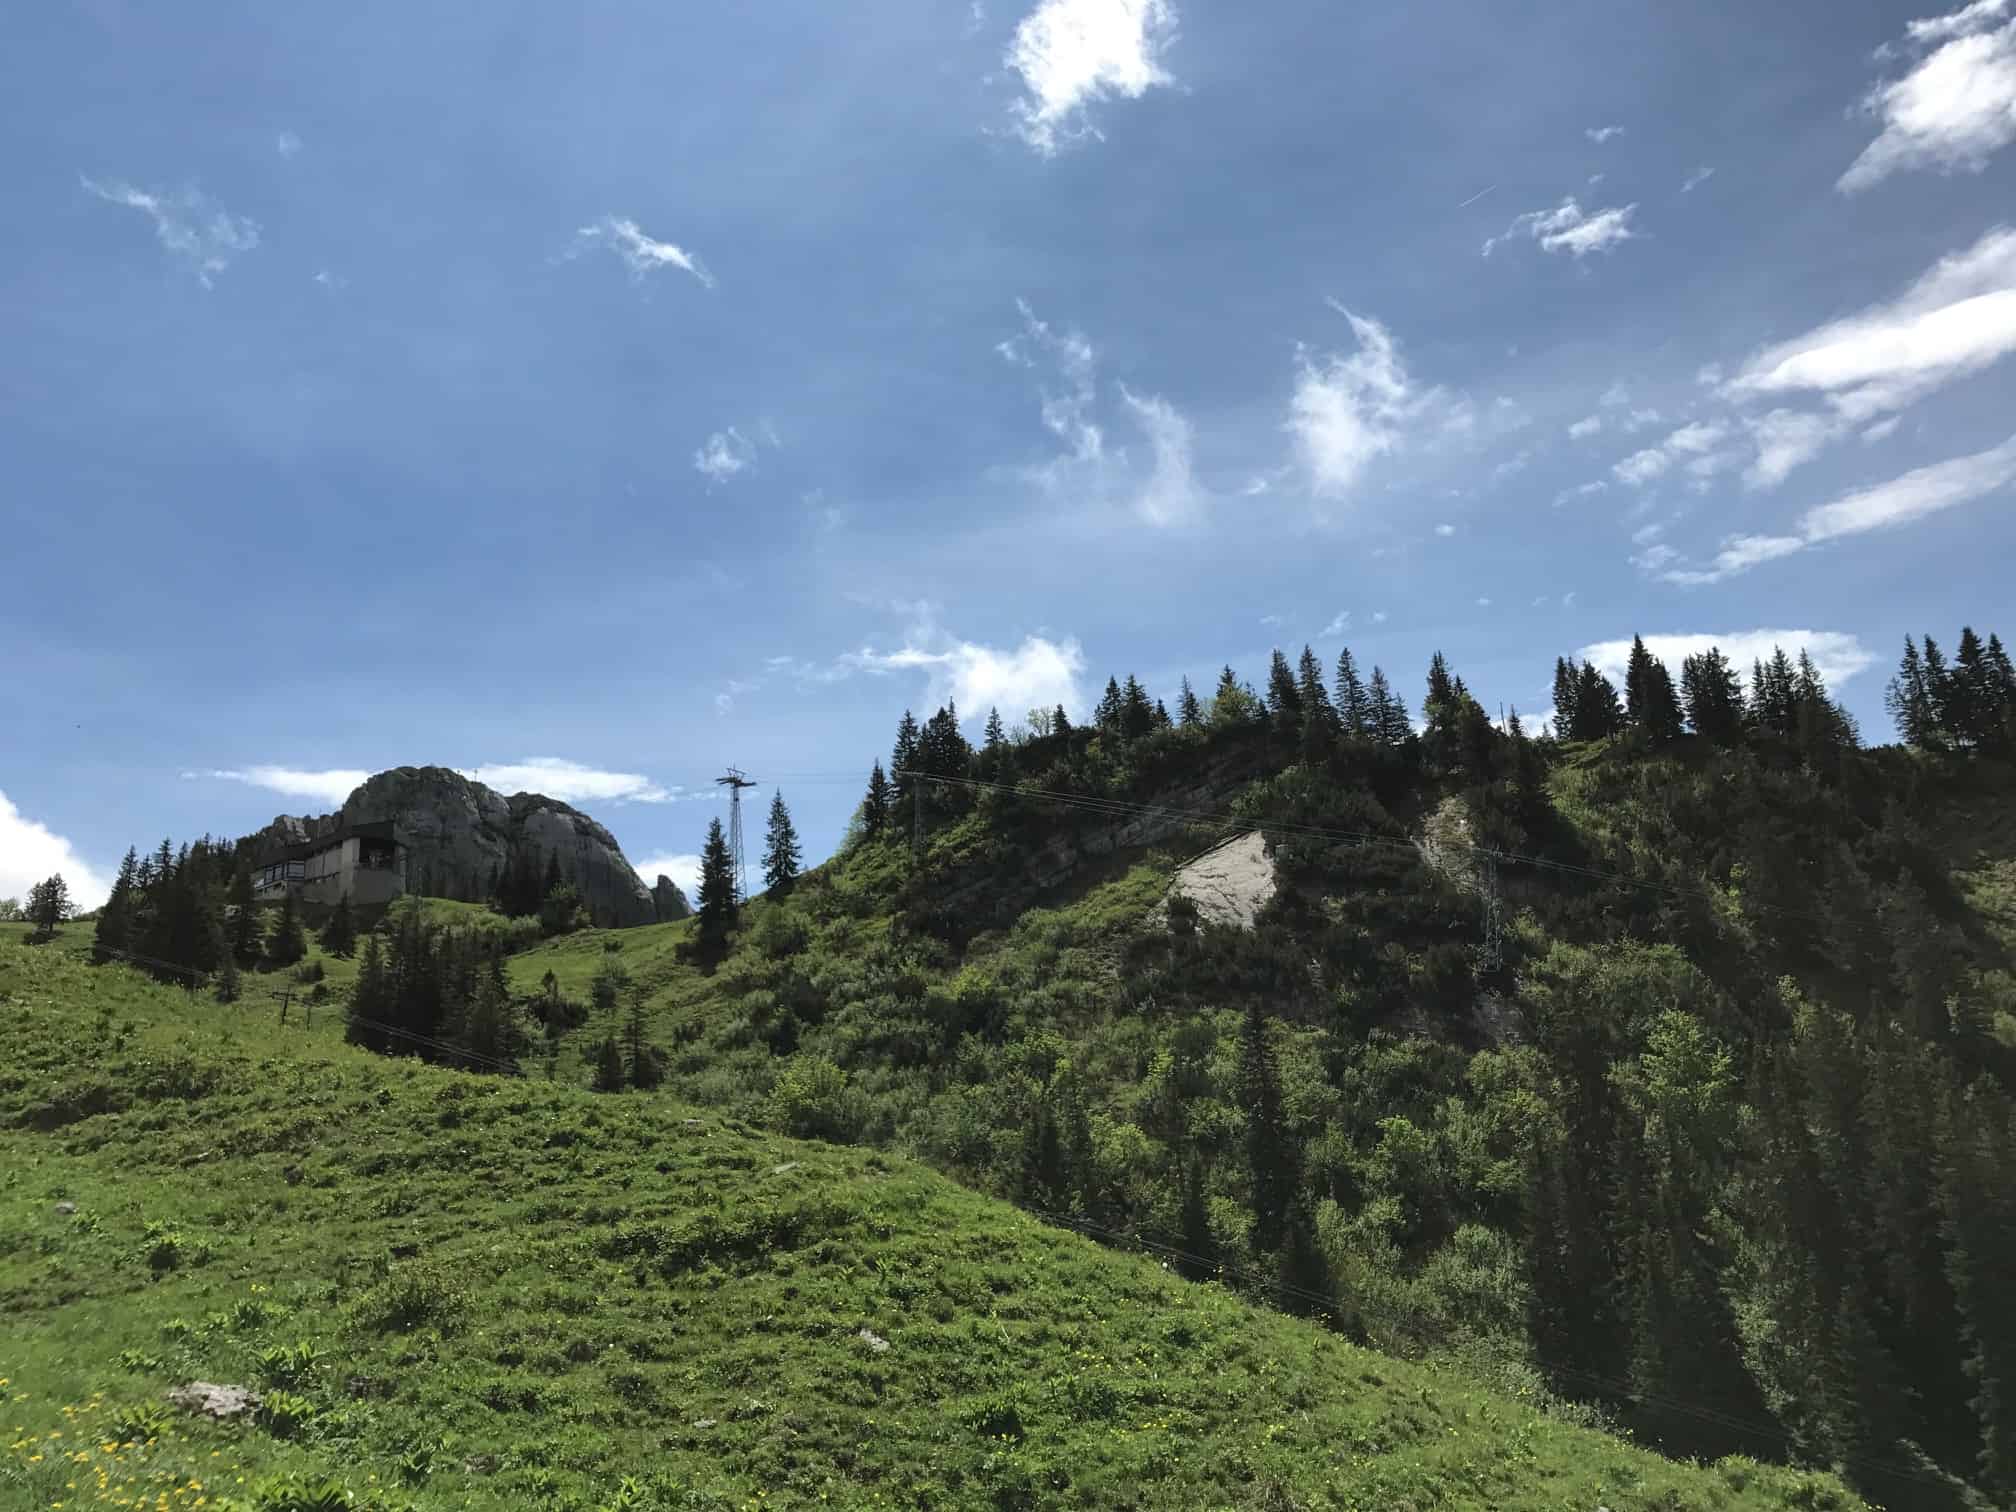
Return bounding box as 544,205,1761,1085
653,874,692,922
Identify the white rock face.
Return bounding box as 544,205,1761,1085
1167,830,1277,929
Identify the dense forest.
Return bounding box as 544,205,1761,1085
62,625,2016,1508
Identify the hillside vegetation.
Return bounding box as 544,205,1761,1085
0,942,1872,1512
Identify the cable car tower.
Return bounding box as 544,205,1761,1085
716,767,758,902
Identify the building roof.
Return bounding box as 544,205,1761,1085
252,819,398,865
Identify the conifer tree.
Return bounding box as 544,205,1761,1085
695,817,738,961
1296,646,1334,729
981,706,1006,770
1153,697,1172,730
1277,1195,1331,1321
267,890,307,966
1624,636,1684,743
1570,662,1625,740
27,874,70,939
1178,1157,1215,1282
1552,658,1581,740
1177,675,1203,728
93,848,140,965
226,864,261,964
762,791,802,897
624,986,662,1089
1334,648,1370,738
861,762,891,838
319,893,357,958
1681,648,1745,747
461,953,518,1073
1368,666,1412,748
1051,703,1070,735
1265,649,1302,735
890,710,921,802
347,933,391,1052
1094,676,1124,732
1237,1001,1294,1250
1211,666,1255,727
591,1034,627,1093
1951,627,1994,750
214,949,240,1004
1120,675,1155,739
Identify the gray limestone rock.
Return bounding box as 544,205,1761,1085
653,875,692,922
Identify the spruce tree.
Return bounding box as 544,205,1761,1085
1051,703,1070,735
1094,676,1124,732
1571,662,1625,740
695,817,738,961
891,711,921,802
624,987,663,1089
266,890,307,967
1368,666,1412,748
1952,627,1994,750
1682,648,1745,747
1624,636,1684,743
1178,1157,1216,1282
1334,648,1370,738
227,864,261,964
347,932,391,1051
762,791,802,897
1552,658,1581,740
1296,646,1334,728
1265,649,1302,735
28,874,70,939
1177,675,1203,729
1152,697,1172,730
320,893,357,958
1211,666,1254,727
1277,1195,1331,1321
591,1034,627,1093
1120,675,1155,739
93,848,140,964
1237,1001,1294,1250
981,707,1006,772
861,762,891,839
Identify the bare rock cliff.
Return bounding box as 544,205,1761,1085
244,766,656,927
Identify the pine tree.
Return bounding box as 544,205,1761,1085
1952,627,1994,750
1296,646,1334,728
27,874,70,939
695,817,738,962
227,864,261,964
1265,649,1302,735
1368,666,1412,748
460,953,518,1073
861,762,891,839
266,890,307,966
762,791,802,897
981,707,1006,772
1152,697,1173,730
591,1033,627,1093
890,711,921,803
1277,1195,1331,1321
1552,658,1581,740
1178,1157,1216,1282
1625,636,1684,743
1120,675,1155,739
319,893,357,958
1177,675,1203,728
93,848,140,965
624,986,662,1089
1237,1001,1294,1250
1051,703,1071,735
1335,648,1371,738
1094,676,1124,732
1211,666,1255,727
1571,662,1624,740
347,933,391,1052
1682,648,1745,747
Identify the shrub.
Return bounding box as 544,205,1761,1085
765,1055,866,1143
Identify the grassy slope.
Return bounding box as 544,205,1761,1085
0,941,1865,1512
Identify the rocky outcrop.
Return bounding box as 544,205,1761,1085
242,766,656,927
653,876,692,922
1164,830,1276,929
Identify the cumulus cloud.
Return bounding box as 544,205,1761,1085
1612,421,1731,485
1288,305,1439,498
1724,226,2016,424
192,759,685,809
1653,432,2016,583
1568,415,1604,439
1600,383,1631,407
574,215,714,287
845,631,1088,721
1579,630,1876,692
1006,0,1178,154
1483,197,1638,258
1118,385,1202,525
1840,0,2016,192
81,178,260,286
694,427,759,484
630,852,702,901
0,790,113,911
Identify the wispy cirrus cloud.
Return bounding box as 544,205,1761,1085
1483,196,1638,258
1612,421,1732,485
1006,0,1178,155
1288,303,1449,499
573,215,714,288
1118,385,1202,526
1840,0,2016,192
1649,431,2016,584
81,177,260,286
1585,124,1626,144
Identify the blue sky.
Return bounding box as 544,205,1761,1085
6,0,2016,906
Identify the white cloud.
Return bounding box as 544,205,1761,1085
1434,522,1456,536
1655,432,2016,583
1118,385,1202,526
1681,165,1716,193
630,853,702,901
1863,415,1903,442
1579,630,1876,692
1320,610,1352,638
694,427,758,484
1743,408,1843,488
1483,197,1638,258
193,759,684,809
1586,124,1626,143
1568,414,1604,439
1372,610,1389,623
1006,0,1178,155
1554,479,1609,506
1840,3,2016,191
1600,382,1631,407
0,790,113,911
275,131,302,158
1476,596,1493,608
1624,408,1663,432
81,178,260,286
1492,448,1534,481
1258,614,1284,628
1002,299,1103,468
1724,226,2016,423
1631,521,1666,545
842,619,1088,720
574,216,714,288
191,766,371,806
1289,306,1437,498
1613,421,1730,485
